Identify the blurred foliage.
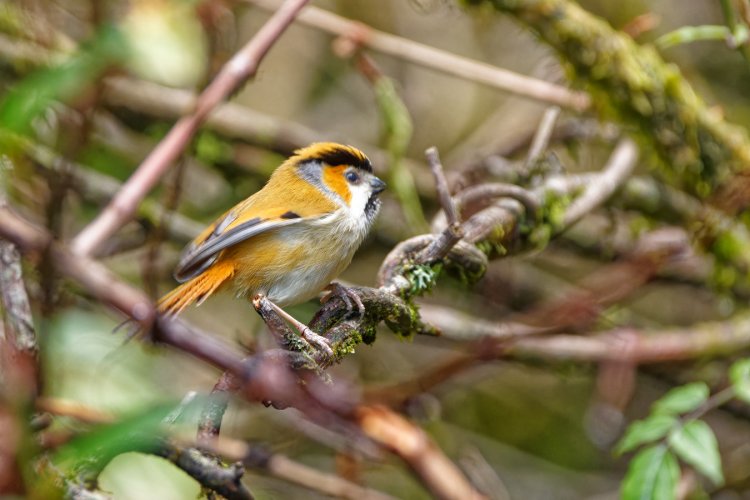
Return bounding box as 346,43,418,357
3,0,750,499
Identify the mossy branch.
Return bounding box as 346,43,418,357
464,0,750,215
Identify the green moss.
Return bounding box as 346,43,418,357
360,323,377,345
712,262,738,290
334,329,362,356
527,190,573,250
465,0,750,214
284,334,315,355
445,256,486,286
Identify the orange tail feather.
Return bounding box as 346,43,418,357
157,262,235,316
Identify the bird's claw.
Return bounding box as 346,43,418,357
322,282,365,317
300,327,334,357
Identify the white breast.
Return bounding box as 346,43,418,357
262,207,373,306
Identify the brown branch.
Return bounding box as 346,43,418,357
367,228,691,406
246,0,590,111
32,394,389,500
525,105,561,168
0,241,36,355
561,137,639,228
70,0,311,257
0,33,437,198
157,445,254,500
0,177,36,356
27,140,214,244
356,406,487,500
223,442,396,500
35,397,115,425
197,372,241,444
415,147,464,264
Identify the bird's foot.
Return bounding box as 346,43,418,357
255,294,333,357
322,282,365,318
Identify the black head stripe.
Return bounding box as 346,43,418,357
313,145,372,173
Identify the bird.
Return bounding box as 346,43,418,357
157,142,386,354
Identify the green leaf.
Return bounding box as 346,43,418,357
616,414,677,455
668,420,724,486
54,403,175,474
652,382,709,416
621,445,679,500
730,358,750,404
0,26,126,135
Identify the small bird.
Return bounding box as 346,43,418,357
158,142,385,353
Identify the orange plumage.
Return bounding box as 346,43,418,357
157,143,385,318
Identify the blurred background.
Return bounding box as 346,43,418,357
3,0,750,498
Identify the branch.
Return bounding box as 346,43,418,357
561,137,638,228
209,440,396,500
26,140,204,245
356,406,487,500
0,33,437,197
247,0,590,110
156,445,254,500
507,317,750,363
415,147,463,263
0,205,490,499
0,173,36,355
466,0,750,215
70,0,310,257
525,105,561,169
0,242,36,353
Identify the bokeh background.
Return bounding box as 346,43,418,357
3,0,750,498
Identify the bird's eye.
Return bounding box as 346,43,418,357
345,171,360,183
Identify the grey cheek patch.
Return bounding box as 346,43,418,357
296,160,347,207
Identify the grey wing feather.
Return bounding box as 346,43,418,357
174,216,303,282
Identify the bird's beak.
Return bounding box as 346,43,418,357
370,177,386,195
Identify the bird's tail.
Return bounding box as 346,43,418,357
157,262,235,316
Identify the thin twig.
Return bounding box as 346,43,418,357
35,397,115,424
0,34,437,197
428,147,459,226
415,147,463,263
246,0,590,111
525,106,561,169
27,140,207,244
221,442,396,500
71,0,310,257
197,372,241,444
561,137,638,228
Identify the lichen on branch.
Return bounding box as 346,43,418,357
464,0,750,215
